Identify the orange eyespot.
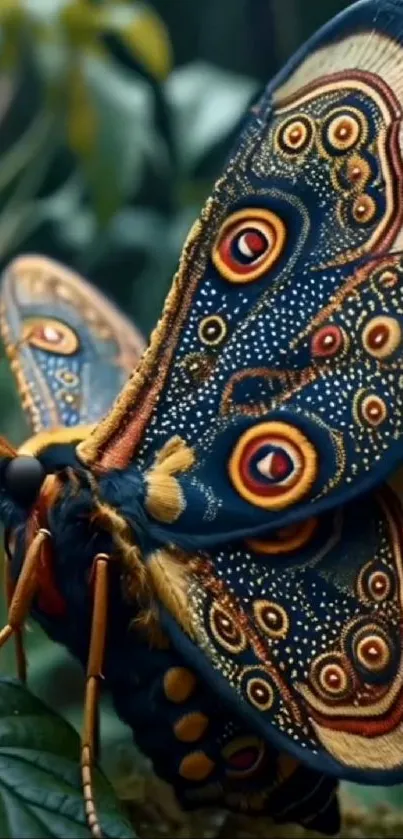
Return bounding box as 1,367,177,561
212,209,286,284
246,677,274,711
352,194,376,224
353,391,388,428
275,115,314,155
362,315,402,359
228,421,318,511
310,653,352,701
253,601,289,639
311,324,348,359
346,155,371,188
324,109,365,152
23,318,79,355
350,624,394,677
356,562,394,603
246,517,318,555
209,602,247,654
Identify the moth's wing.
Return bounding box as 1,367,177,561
73,0,403,788
79,0,403,546
0,255,145,438
152,483,403,785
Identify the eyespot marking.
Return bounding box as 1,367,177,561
253,600,289,639
246,677,275,711
209,602,247,654
311,324,348,359
356,562,394,603
213,209,286,284
23,318,79,356
198,315,227,346
246,517,318,555
275,114,314,156
353,391,388,428
309,653,353,702
362,316,401,359
229,421,318,510
352,194,376,225
323,108,366,154
222,736,266,778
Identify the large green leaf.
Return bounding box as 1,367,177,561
67,55,166,222
0,677,136,839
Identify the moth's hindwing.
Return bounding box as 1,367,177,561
0,255,144,434
156,485,403,784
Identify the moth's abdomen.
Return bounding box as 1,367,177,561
108,644,340,835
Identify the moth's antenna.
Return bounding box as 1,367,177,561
81,553,112,839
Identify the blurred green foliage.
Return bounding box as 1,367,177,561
0,0,400,823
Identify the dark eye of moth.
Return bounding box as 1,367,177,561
213,208,286,283
198,315,227,346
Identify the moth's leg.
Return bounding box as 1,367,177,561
81,553,113,839
4,554,27,683
0,529,48,655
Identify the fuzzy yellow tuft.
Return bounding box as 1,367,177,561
153,435,195,474
147,548,194,637
145,436,195,523
145,472,185,524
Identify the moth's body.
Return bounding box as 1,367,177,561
8,483,340,835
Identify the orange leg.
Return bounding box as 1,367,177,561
81,554,112,839
0,529,48,663
4,558,27,682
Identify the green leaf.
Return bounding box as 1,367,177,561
165,61,259,173
68,55,166,222
100,2,173,80
0,677,136,839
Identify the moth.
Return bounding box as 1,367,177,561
1,0,403,835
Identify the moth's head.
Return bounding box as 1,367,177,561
0,426,95,620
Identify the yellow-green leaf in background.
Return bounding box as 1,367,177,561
66,53,164,225
0,0,22,26
0,0,24,69
61,0,103,47
66,62,98,159
100,2,173,80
